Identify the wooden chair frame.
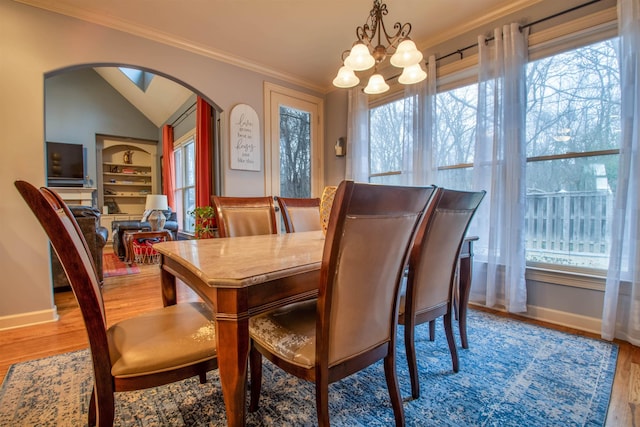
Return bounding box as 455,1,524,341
249,181,436,426
399,187,485,399
15,181,218,426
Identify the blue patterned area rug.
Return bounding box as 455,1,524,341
0,310,617,426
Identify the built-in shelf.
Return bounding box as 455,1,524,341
99,140,157,216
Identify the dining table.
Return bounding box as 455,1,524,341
153,230,477,427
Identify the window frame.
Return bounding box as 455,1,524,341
366,6,619,288
173,129,196,234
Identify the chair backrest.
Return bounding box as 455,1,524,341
318,180,435,367
275,196,321,233
211,195,278,238
406,188,485,319
14,181,112,381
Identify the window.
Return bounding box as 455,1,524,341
369,97,412,185
434,83,477,190
264,82,324,199
173,131,196,233
279,106,312,197
368,38,620,272
524,39,620,269
119,67,155,92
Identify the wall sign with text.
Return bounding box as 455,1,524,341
230,103,260,171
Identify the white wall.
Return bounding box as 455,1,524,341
0,1,326,328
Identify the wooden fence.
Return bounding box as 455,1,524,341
525,190,612,256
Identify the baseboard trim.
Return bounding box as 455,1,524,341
469,302,602,336
0,306,59,331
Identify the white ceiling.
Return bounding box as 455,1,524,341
20,0,538,92
24,0,543,125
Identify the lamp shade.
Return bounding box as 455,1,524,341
398,63,427,85
390,39,423,68
344,43,376,71
145,194,168,211
364,73,390,95
332,66,360,88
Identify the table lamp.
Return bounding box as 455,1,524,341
145,194,168,231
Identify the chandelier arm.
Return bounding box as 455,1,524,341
335,0,421,92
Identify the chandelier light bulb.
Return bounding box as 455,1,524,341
364,73,390,94
398,63,427,85
390,39,423,68
332,66,360,88
344,43,376,71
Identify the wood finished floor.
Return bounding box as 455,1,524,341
0,252,637,426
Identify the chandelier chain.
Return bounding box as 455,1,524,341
356,0,411,58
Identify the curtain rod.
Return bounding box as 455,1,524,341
435,0,603,62
170,101,197,127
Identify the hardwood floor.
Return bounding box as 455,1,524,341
0,254,637,426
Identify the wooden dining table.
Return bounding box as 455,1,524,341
154,230,477,427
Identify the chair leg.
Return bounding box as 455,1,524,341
249,344,263,412
88,387,96,427
315,375,330,427
428,320,436,341
443,311,460,373
404,323,420,399
384,353,406,427
91,388,115,427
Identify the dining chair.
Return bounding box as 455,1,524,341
211,195,278,238
275,196,321,233
15,181,219,427
398,187,485,399
248,180,436,426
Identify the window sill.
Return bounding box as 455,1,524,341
525,265,606,291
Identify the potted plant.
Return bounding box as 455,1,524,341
188,206,216,239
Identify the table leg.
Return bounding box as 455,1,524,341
160,263,177,307
124,234,133,264
216,317,249,427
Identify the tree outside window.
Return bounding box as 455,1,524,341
368,38,620,270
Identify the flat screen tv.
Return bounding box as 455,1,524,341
46,141,85,187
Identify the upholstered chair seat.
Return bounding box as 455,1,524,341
108,302,216,378
249,300,317,368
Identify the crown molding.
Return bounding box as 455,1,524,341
417,0,544,50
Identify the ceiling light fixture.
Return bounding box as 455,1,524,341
332,0,427,94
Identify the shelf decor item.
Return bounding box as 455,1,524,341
123,150,134,164
144,194,168,231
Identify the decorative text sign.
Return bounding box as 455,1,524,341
230,104,260,171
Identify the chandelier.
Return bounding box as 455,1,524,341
332,0,427,94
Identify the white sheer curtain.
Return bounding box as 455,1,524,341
602,0,640,344
469,23,528,313
345,87,370,182
403,55,438,186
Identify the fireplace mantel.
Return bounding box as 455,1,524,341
50,187,96,207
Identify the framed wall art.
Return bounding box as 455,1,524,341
229,103,260,171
